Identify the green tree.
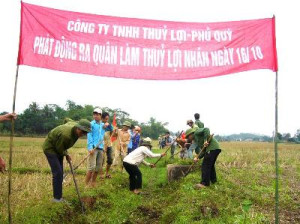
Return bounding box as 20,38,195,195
101,107,131,126
0,100,170,138
140,117,169,139
282,133,291,141
277,132,283,141
296,129,300,141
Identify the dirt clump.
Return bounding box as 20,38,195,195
137,205,162,220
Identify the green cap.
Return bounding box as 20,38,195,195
185,127,197,137
75,119,91,132
123,121,131,127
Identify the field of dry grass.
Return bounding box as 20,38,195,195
0,137,299,223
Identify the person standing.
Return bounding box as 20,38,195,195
112,121,131,169
194,113,204,128
186,120,199,158
43,119,91,202
131,126,141,152
127,125,135,154
123,138,166,194
102,112,114,179
164,131,175,159
158,135,163,149
185,127,221,189
0,113,17,172
86,108,105,187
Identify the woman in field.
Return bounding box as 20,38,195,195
123,138,166,194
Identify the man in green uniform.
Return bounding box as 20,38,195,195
185,127,221,189
43,119,91,202
194,113,204,128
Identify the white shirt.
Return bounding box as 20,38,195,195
123,146,161,166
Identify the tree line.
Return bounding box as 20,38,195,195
0,100,169,139
215,131,300,143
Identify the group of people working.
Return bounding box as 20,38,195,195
180,114,222,189
158,113,222,189
0,109,222,202
84,108,142,188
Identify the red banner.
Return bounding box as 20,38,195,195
18,3,278,80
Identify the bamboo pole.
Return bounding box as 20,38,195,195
274,71,279,224
8,65,19,224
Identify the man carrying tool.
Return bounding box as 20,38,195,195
86,108,105,187
123,137,166,194
102,112,114,179
185,127,221,189
43,118,91,202
112,121,131,169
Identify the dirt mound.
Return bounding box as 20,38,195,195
137,205,162,220
193,204,219,220
282,210,300,223
81,196,97,209
200,204,219,217
81,193,112,210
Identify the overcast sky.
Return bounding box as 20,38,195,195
0,0,299,136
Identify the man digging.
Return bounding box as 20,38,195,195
43,119,91,202
185,127,221,189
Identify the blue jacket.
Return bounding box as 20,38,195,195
87,120,105,150
132,133,140,150
128,130,134,148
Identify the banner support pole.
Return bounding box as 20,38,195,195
8,1,22,222
274,71,279,224
8,65,19,224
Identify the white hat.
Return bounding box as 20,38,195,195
143,137,152,143
141,137,152,147
93,108,102,114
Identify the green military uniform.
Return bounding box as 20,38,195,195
194,127,219,158
44,119,90,201
43,121,79,157
186,127,221,186
192,123,199,129
195,119,204,128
